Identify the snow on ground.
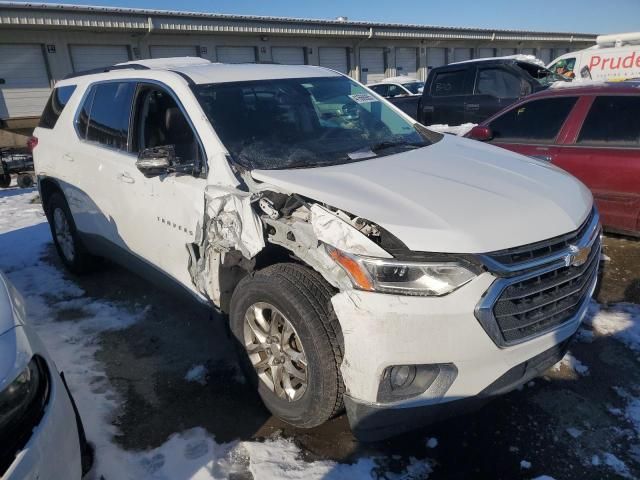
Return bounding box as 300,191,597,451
586,302,640,352
427,123,476,136
551,352,590,376
0,187,433,479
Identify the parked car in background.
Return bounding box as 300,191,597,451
0,271,91,479
548,32,640,82
367,77,424,118
418,57,567,126
466,81,640,236
34,58,599,441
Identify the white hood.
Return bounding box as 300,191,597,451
251,135,593,254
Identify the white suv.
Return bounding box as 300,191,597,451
33,58,600,440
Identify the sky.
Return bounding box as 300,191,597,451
32,0,640,34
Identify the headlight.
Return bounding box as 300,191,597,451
0,357,47,440
327,246,476,296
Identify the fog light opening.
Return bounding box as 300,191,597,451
390,365,416,390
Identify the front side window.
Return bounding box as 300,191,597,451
402,82,424,95
489,97,578,143
516,61,567,86
550,57,577,79
475,68,521,98
194,76,435,170
80,82,136,150
131,85,203,170
577,96,640,147
431,70,467,97
39,85,77,129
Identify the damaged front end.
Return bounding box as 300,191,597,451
186,175,392,312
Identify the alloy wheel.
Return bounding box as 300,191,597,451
243,302,308,401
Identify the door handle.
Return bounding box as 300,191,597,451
117,172,135,184
529,155,552,162
465,103,480,111
63,153,74,162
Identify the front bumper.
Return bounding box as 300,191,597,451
344,336,572,441
3,330,83,480
332,268,593,440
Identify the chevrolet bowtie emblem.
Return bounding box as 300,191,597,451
565,244,591,267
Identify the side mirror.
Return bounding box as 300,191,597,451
468,125,493,141
136,145,176,177
580,66,592,80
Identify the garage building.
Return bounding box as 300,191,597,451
0,2,595,127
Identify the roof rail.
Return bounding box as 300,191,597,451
63,63,150,80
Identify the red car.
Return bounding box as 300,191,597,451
466,82,640,236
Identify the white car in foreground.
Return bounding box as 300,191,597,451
32,58,599,440
0,272,91,478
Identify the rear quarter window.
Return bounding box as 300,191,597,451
38,85,77,129
431,70,467,97
577,96,640,147
489,97,578,143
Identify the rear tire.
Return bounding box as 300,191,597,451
229,263,344,428
45,192,100,274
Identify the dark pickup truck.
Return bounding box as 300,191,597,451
367,79,424,119
417,57,567,126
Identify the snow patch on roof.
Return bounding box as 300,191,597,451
450,54,546,67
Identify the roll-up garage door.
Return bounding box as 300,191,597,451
501,48,517,56
477,48,496,59
539,48,553,65
427,48,446,69
360,48,385,84
521,48,536,56
318,47,348,74
395,47,418,78
0,44,51,119
272,47,305,65
216,46,256,64
150,45,198,59
70,45,130,72
453,48,472,63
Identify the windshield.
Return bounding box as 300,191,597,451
516,61,568,86
402,81,424,94
194,76,433,170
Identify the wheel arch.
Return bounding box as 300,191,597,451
38,176,64,213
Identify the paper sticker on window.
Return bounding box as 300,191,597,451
349,93,378,104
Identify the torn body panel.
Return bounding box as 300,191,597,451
186,174,395,311
187,186,263,308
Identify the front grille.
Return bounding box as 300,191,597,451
485,208,596,272
476,209,601,347
493,237,600,343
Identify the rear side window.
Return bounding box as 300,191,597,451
38,86,76,129
577,96,640,147
76,87,95,139
369,84,388,96
431,70,467,97
475,68,521,98
489,97,578,143
85,82,136,150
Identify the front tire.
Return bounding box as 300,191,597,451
17,173,34,189
230,263,344,428
45,192,99,274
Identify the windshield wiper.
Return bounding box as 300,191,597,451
369,140,425,153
